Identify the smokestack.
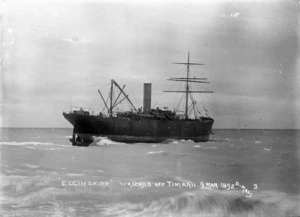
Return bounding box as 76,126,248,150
143,83,152,113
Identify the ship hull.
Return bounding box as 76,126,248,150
63,113,214,145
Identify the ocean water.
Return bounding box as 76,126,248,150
1,128,300,217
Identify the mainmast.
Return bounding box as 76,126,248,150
164,52,213,119
185,52,190,119
110,79,113,117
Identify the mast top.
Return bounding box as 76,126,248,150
173,52,204,66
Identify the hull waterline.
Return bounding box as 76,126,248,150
63,112,214,146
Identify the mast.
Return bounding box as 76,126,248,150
110,79,113,117
165,52,212,119
185,52,190,119
112,80,137,112
99,79,137,116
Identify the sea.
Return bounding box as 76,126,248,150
0,128,299,217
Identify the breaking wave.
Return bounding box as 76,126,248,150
160,139,179,144
91,137,125,146
0,141,57,146
24,146,66,151
2,173,299,217
147,151,166,155
4,187,66,208
66,173,85,177
102,189,300,217
23,164,40,169
0,141,70,148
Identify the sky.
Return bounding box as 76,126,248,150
1,0,300,129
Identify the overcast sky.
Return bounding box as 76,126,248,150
1,0,300,129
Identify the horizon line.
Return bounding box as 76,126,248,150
0,127,299,130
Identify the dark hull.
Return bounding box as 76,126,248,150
63,113,214,145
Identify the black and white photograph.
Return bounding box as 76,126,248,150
1,0,300,216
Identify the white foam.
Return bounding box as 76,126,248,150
92,137,124,146
147,151,165,155
1,141,71,150
255,141,262,144
25,146,39,150
45,147,65,151
202,146,218,149
0,141,65,146
66,173,84,177
0,141,55,146
23,164,40,169
101,189,300,217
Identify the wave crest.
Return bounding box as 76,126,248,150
102,189,300,217
0,141,69,148
91,137,125,146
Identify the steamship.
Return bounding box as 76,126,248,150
63,53,214,146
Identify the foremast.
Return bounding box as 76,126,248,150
98,79,137,117
164,52,213,119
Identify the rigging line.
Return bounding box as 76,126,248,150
176,92,184,112
89,94,99,111
189,94,195,118
101,89,110,114
173,79,185,109
190,92,202,117
105,89,110,107
112,85,125,108
199,97,208,113
88,103,93,111
189,91,198,104
190,93,203,117
189,93,196,118
112,89,116,109
197,106,203,117
98,89,109,113
193,96,203,117
101,99,107,113
112,96,127,109
187,100,194,114
188,102,194,117
113,80,137,111
192,101,197,119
